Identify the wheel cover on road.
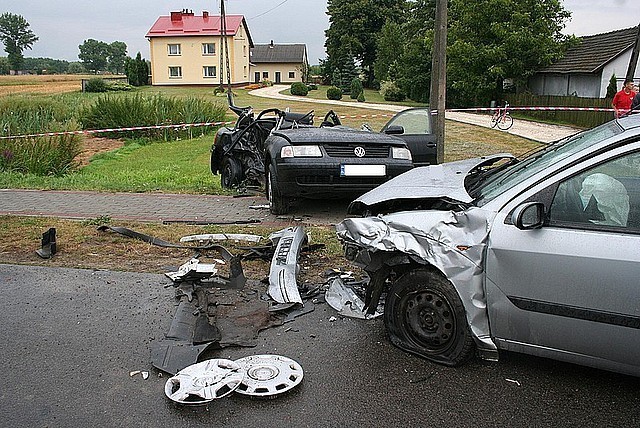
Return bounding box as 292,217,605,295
400,289,457,354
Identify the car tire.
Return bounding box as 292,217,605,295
384,268,475,366
220,157,242,189
267,164,289,215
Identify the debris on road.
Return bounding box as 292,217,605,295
325,277,382,320
35,227,57,259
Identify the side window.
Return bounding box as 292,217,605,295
383,109,431,134
549,151,640,230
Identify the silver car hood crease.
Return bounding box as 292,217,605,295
352,153,514,207
336,207,498,354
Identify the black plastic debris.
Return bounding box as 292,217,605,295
36,227,56,259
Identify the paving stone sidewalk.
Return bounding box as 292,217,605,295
0,189,348,226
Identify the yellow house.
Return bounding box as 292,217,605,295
250,41,308,84
146,10,253,86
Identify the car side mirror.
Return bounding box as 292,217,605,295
383,125,404,135
511,202,545,230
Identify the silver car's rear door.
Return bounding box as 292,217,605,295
485,147,640,375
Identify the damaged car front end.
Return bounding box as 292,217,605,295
338,115,640,377
337,155,512,365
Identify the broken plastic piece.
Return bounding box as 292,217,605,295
165,258,218,283
325,278,382,320
234,355,303,397
180,233,262,244
36,227,56,259
164,359,244,404
268,226,307,304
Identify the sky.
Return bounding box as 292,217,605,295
2,0,640,66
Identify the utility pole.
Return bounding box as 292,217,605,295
625,23,640,82
429,0,448,164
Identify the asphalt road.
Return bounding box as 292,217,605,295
1,264,639,428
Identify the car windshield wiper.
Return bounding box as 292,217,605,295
467,157,519,197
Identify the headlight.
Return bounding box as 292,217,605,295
392,147,412,160
280,145,322,158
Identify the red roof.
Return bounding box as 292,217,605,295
146,12,250,43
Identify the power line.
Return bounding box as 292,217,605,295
248,0,291,20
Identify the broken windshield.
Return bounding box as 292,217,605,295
472,121,623,206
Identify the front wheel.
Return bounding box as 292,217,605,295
267,164,289,215
384,268,475,366
497,114,513,130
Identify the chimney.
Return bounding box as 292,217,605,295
170,11,182,22
269,40,274,48
203,11,209,18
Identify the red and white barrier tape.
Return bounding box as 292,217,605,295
0,120,235,140
446,106,615,112
0,105,620,140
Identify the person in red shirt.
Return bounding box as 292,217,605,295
612,79,636,118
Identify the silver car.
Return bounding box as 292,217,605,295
337,114,640,376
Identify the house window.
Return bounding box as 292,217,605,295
169,66,182,78
262,71,269,79
203,66,217,78
243,66,247,78
167,44,181,56
202,43,215,55
288,71,295,79
243,45,247,57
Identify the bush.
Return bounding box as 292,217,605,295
380,81,406,102
85,78,108,93
350,78,363,100
290,82,309,96
261,79,273,87
79,94,226,140
326,86,343,100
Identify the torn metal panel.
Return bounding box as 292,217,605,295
180,233,262,244
325,278,381,320
268,226,307,304
336,207,498,355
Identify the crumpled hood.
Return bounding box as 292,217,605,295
349,153,514,213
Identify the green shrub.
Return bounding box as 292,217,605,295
261,79,273,87
380,81,406,102
79,94,226,140
357,91,366,102
0,134,82,176
290,82,309,96
326,86,343,100
350,78,363,100
106,81,134,92
85,78,108,93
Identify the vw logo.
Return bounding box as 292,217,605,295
354,146,366,157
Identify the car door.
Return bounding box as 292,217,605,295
485,147,640,373
381,108,437,166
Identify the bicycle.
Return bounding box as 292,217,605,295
490,102,514,130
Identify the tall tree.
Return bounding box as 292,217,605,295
324,0,404,87
0,13,38,72
78,39,109,73
447,0,573,106
373,0,435,102
125,52,149,86
108,41,127,74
